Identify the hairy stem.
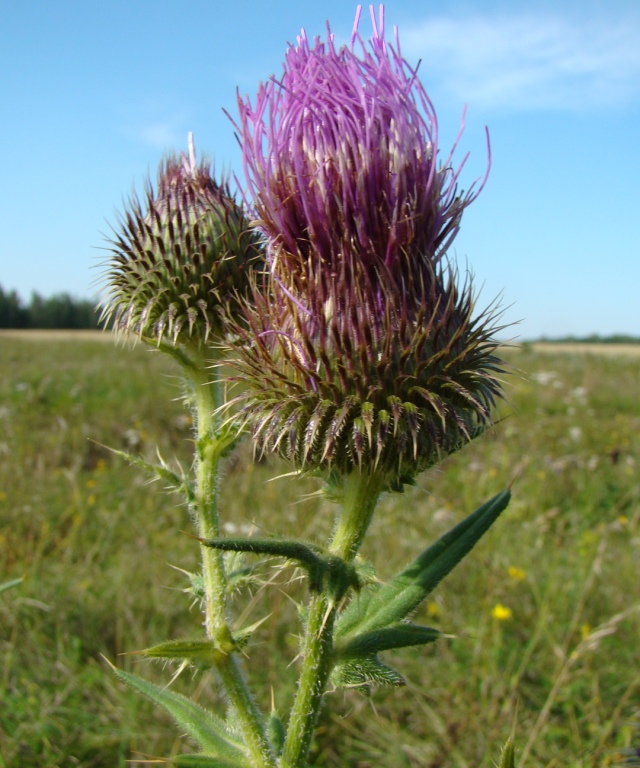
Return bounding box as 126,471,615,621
188,347,276,768
280,471,384,768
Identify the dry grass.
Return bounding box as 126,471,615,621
531,342,640,357
0,329,115,342
3,332,639,357
1,337,639,767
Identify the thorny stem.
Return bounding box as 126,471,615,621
188,346,276,768
280,471,385,768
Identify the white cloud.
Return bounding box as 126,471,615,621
401,10,640,111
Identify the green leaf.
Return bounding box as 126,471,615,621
225,552,268,593
336,623,440,657
0,577,23,595
154,339,201,373
177,568,206,600
105,445,194,502
196,421,241,464
111,666,248,761
232,614,271,650
336,490,510,637
173,756,249,768
197,537,359,599
267,711,286,756
198,536,322,565
140,639,218,666
331,655,405,689
498,737,517,768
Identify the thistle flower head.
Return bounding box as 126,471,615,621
230,7,506,489
237,5,489,289
233,258,504,489
101,134,264,345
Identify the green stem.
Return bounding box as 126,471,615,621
187,346,276,768
329,470,386,561
280,471,384,768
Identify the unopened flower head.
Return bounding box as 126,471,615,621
101,134,264,345
231,7,506,488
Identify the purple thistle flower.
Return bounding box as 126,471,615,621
101,134,265,346
236,5,489,290
229,7,506,487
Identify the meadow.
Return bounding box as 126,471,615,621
0,332,638,767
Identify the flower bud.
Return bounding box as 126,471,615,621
101,134,264,345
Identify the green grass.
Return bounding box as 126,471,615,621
1,336,639,767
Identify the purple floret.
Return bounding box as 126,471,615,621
236,4,489,288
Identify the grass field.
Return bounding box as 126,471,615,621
1,333,639,767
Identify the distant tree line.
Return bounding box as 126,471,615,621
537,334,640,345
0,285,107,329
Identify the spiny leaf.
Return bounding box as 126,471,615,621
196,536,359,599
267,712,286,756
171,567,205,600
336,623,440,657
225,551,269,593
498,737,516,768
331,655,405,690
139,639,219,666
196,421,242,464
105,445,194,501
233,614,272,650
155,339,202,373
196,536,323,565
172,756,250,768
336,490,510,637
110,665,248,760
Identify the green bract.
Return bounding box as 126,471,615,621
231,259,504,488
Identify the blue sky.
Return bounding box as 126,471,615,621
1,0,639,339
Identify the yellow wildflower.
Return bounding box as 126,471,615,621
507,566,526,582
492,604,512,621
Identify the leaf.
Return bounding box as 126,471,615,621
0,577,23,595
172,756,249,768
267,711,285,756
197,536,323,565
331,624,439,692
110,665,248,761
331,655,405,689
498,737,517,768
103,444,194,502
225,552,269,593
139,639,218,666
176,568,205,600
196,421,242,464
336,490,510,637
336,623,440,657
232,614,272,650
197,537,359,599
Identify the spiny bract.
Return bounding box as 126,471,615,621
229,7,506,488
101,135,264,346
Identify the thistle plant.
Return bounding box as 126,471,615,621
101,136,279,768
101,8,512,768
